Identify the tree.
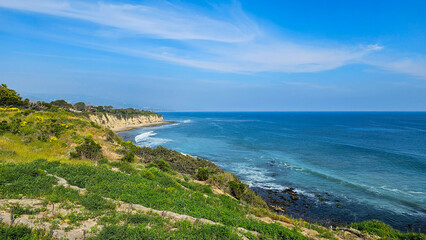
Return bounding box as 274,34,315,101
104,105,113,111
23,98,30,107
73,102,86,111
50,100,72,109
0,84,23,106
95,106,104,112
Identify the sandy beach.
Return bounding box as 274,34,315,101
112,121,175,132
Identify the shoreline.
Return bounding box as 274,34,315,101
112,121,175,132
115,119,425,233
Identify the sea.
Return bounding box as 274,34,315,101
118,112,426,232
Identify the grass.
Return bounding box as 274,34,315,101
0,160,307,239
350,220,426,240
0,223,50,240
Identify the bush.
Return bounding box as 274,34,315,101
155,159,172,172
121,151,135,163
196,167,211,181
80,193,115,211
350,220,426,240
229,181,246,199
75,136,103,160
147,159,172,173
0,120,10,132
69,151,79,159
0,223,50,239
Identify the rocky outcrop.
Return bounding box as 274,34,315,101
88,113,166,131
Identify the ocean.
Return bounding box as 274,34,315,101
118,112,426,232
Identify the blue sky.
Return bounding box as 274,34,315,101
0,0,425,111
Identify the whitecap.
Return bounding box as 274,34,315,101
135,131,171,147
135,131,157,143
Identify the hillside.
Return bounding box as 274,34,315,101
0,86,424,239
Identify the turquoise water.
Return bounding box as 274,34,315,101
119,112,426,231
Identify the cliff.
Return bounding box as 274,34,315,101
88,113,167,131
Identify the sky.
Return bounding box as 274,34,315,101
0,0,425,111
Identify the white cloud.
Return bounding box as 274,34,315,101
0,0,257,42
0,0,423,76
367,59,426,79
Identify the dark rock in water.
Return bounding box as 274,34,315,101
283,187,296,194
270,205,287,213
279,195,287,200
290,195,299,201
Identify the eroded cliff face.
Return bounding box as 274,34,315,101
88,113,164,130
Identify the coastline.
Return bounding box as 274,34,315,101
116,114,426,233
117,124,346,228
112,121,175,132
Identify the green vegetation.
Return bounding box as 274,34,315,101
196,167,212,181
0,223,50,240
74,136,103,160
350,220,426,240
0,85,424,239
0,84,26,107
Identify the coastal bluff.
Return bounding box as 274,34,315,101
88,112,168,131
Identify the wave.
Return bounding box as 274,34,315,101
134,131,171,147
230,162,314,197
135,131,157,143
182,119,192,123
180,152,197,159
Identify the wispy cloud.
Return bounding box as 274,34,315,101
0,0,257,42
366,58,426,79
282,81,338,90
0,0,424,76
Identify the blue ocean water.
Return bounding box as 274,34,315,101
119,112,426,231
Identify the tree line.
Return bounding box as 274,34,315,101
0,84,158,116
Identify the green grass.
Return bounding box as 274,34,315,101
0,160,307,240
0,223,50,240
350,220,426,240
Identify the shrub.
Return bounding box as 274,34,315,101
75,136,103,160
80,193,115,211
69,151,79,159
229,181,246,199
155,159,172,172
147,159,172,173
121,151,135,163
98,158,109,165
196,167,210,181
350,220,426,240
0,120,9,132
143,170,155,180
0,223,44,239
